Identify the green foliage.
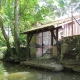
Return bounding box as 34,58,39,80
57,0,65,8
0,47,7,60
0,33,6,46
63,35,80,60
1,0,80,48
3,47,26,61
65,36,80,51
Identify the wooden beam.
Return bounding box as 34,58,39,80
53,31,56,40
71,6,73,36
26,33,34,60
56,28,58,43
56,28,59,57
50,30,54,58
51,30,53,46
25,26,55,34
26,34,30,60
28,34,33,43
42,31,43,56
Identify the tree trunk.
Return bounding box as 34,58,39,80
0,0,13,56
14,0,20,55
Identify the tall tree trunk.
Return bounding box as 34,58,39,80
0,0,13,56
14,0,20,55
0,23,13,56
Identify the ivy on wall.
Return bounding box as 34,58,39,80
63,35,80,60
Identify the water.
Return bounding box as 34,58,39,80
0,61,80,80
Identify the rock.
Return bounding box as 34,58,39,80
53,64,64,72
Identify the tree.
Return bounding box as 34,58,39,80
0,0,80,59
14,0,20,55
53,0,80,17
0,0,13,56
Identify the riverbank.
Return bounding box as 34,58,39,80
20,59,80,72
61,60,80,72
20,58,63,72
1,61,80,80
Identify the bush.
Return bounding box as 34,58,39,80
2,47,26,61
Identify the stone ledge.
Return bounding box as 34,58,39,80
20,59,63,72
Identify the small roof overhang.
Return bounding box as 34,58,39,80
21,22,62,34
21,15,80,34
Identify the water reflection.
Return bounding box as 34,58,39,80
0,61,80,80
5,72,35,80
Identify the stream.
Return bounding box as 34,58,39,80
0,61,80,80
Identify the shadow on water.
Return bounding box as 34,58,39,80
0,61,80,80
